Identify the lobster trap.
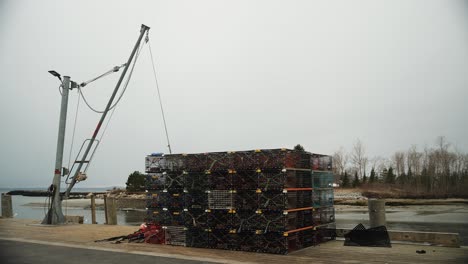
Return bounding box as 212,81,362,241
144,148,335,254
311,154,333,171
257,190,313,210
145,154,184,172
164,226,186,246
146,209,186,226
312,188,334,207
241,209,313,232
313,206,335,225
312,171,334,188
184,208,209,228
185,190,209,209
146,190,186,209
145,172,186,190
208,190,235,209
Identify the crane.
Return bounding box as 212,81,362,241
42,24,151,225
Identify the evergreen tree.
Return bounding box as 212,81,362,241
294,144,305,151
126,171,146,192
342,171,350,187
386,167,395,184
352,171,360,188
407,167,413,184
362,173,368,185
398,172,407,185
421,167,429,191
369,167,376,183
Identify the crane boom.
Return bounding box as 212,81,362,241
64,24,150,199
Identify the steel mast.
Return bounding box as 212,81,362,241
42,76,70,224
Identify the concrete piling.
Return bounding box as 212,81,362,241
368,199,386,228
105,196,117,225
1,193,13,218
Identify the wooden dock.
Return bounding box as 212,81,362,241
0,218,467,263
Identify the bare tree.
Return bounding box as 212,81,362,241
332,147,348,175
334,136,468,196
392,151,406,176
350,139,367,178
435,136,452,192
407,145,423,175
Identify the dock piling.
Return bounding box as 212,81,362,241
91,194,97,224
105,196,117,225
368,198,386,228
1,193,13,218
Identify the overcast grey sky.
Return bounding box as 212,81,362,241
1,0,467,188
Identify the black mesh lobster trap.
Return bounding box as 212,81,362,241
164,226,186,246
313,206,335,225
184,208,209,228
185,227,215,248
146,149,316,172
240,209,314,232
257,190,313,210
146,190,186,210
184,190,209,209
144,147,335,254
146,209,186,226
145,154,183,172
258,169,312,190
146,172,186,190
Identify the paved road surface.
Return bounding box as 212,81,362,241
0,240,207,264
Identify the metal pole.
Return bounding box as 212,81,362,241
42,76,70,224
65,24,150,199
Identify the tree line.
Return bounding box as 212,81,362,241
333,137,468,197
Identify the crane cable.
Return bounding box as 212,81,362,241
147,36,172,154
67,94,81,170
78,58,138,113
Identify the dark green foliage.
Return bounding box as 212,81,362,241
362,173,367,184
369,168,376,183
126,171,146,192
352,171,360,188
421,167,430,192
385,167,395,184
407,167,413,182
342,171,350,187
294,144,305,151
398,172,407,185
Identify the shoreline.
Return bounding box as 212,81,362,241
21,197,146,210
19,197,468,211
335,198,468,206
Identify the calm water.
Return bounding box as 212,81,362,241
335,207,468,246
0,188,146,226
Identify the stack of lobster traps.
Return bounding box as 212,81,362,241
145,148,335,254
